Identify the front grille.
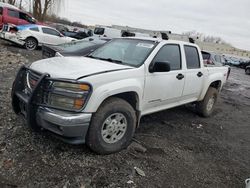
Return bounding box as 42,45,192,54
27,70,41,90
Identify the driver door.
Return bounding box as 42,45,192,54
143,44,185,113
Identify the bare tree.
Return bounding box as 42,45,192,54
32,0,64,21
0,0,17,5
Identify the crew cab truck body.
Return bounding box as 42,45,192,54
11,37,229,154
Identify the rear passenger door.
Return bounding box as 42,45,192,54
182,45,204,100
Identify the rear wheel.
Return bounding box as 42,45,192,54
196,87,218,117
87,97,136,154
25,37,38,50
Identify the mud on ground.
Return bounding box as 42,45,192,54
0,40,250,188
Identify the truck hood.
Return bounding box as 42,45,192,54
30,57,132,80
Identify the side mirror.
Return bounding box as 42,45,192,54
149,61,171,73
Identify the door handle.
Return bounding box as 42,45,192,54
197,72,203,77
176,73,184,80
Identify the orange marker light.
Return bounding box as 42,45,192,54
74,99,84,109
79,84,90,91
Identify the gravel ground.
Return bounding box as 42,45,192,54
0,40,250,188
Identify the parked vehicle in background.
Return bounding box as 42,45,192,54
42,37,109,58
53,24,69,33
224,57,241,66
0,2,41,30
239,60,250,69
93,27,121,38
245,65,250,75
12,37,230,154
5,24,74,50
201,51,225,66
62,30,90,40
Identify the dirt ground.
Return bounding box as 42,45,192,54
0,40,250,188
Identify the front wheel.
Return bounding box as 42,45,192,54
87,97,136,154
196,87,218,117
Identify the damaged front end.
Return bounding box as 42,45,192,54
11,66,93,144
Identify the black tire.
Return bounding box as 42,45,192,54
25,37,38,50
87,97,136,154
246,68,250,75
196,87,218,117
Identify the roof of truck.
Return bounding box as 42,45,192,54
123,37,199,47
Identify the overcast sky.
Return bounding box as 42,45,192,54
60,0,250,50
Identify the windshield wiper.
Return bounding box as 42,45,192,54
99,58,123,64
86,55,123,64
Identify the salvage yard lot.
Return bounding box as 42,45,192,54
0,40,250,188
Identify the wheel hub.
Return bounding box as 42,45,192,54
101,113,127,144
207,96,215,112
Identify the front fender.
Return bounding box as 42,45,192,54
83,79,143,112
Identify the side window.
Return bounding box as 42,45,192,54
184,45,200,69
0,7,3,15
30,27,39,32
19,12,35,23
8,9,19,18
153,44,181,71
42,28,61,36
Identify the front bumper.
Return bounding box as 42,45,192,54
11,66,91,144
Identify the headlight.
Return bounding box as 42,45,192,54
45,81,91,111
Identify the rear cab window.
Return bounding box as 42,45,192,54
184,45,200,69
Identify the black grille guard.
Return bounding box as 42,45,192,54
11,66,50,129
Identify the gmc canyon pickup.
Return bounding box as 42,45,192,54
11,37,230,154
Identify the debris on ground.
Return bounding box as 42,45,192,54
134,167,146,177
128,141,147,153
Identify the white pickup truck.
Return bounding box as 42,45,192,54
12,37,230,154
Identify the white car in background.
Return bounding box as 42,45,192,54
5,24,74,50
